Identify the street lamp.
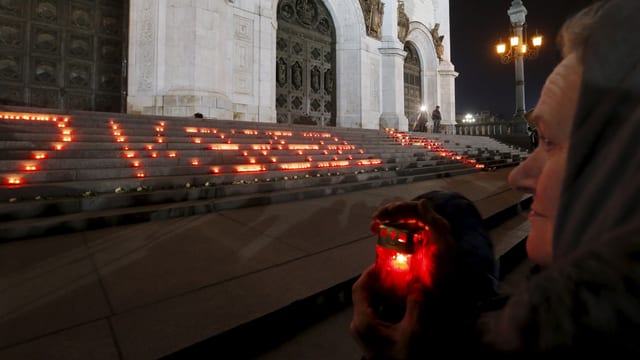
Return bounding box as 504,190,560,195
463,113,476,124
495,0,542,121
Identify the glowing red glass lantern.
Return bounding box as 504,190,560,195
374,222,436,321
6,176,22,185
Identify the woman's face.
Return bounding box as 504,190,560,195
508,53,583,266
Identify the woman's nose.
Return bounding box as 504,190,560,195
508,151,541,194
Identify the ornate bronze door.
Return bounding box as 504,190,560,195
0,0,128,112
276,0,336,126
404,42,422,127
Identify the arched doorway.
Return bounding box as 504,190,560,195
276,0,336,126
0,0,128,112
403,42,422,128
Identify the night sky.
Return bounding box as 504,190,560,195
449,0,599,119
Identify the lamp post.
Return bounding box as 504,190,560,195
461,113,476,135
495,0,542,122
463,114,476,124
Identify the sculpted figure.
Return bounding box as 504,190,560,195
431,23,445,61
362,0,384,40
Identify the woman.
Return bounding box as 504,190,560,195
350,0,640,356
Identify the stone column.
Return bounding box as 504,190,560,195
437,60,458,134
378,0,408,131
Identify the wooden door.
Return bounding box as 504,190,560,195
0,0,128,112
276,0,336,126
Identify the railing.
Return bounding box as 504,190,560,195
454,120,529,136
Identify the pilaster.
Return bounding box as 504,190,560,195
378,0,408,130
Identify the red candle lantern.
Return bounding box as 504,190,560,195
374,222,436,322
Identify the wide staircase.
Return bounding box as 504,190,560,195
0,108,528,242
0,108,532,359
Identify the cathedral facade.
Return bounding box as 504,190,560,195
0,0,457,131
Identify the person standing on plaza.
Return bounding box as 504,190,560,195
431,106,442,133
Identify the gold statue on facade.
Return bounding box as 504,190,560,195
430,23,445,62
397,1,409,43
359,0,384,40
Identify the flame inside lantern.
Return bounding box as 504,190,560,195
375,223,436,304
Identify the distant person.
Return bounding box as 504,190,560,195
431,106,442,133
525,109,538,150
351,0,640,356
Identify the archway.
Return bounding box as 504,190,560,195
403,42,422,129
275,0,336,126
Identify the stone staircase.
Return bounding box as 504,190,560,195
0,108,533,359
0,108,528,242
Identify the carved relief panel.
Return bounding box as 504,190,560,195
276,0,336,126
233,15,253,96
0,0,127,112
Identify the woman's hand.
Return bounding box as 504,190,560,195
350,264,427,360
350,199,457,359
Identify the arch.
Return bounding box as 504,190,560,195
270,0,366,44
403,42,423,130
275,0,336,125
405,22,439,117
270,0,367,127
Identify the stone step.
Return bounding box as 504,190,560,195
160,187,533,359
0,165,478,242
0,151,387,171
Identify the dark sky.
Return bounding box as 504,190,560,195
449,0,598,118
